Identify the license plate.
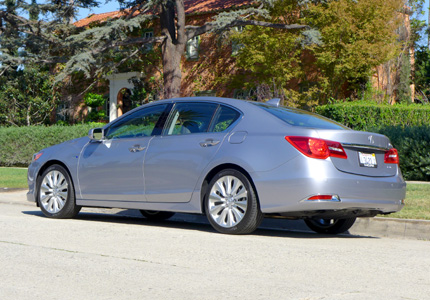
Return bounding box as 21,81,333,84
358,152,377,168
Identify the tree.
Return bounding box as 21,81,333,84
1,0,310,100
0,66,60,126
304,0,405,101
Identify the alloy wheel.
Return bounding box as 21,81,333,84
208,175,248,228
39,170,69,214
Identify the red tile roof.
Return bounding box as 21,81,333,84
74,0,255,27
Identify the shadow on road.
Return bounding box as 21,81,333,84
22,209,377,240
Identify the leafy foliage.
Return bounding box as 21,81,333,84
230,0,405,105
304,0,404,100
413,46,430,103
0,66,59,126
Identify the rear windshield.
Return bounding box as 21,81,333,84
252,103,349,130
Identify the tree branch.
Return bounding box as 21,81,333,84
186,20,309,40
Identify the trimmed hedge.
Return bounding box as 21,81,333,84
316,102,430,181
374,126,430,181
0,123,103,167
315,102,430,130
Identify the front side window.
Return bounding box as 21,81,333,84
166,102,218,135
105,104,167,139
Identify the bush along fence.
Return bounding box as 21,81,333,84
0,123,104,167
316,102,430,181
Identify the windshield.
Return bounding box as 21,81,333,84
252,103,349,130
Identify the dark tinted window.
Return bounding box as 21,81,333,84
166,102,218,135
253,103,349,130
105,104,167,139
209,105,241,132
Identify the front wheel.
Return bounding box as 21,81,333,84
204,169,263,234
304,217,356,234
37,164,81,218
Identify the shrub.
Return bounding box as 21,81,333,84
315,102,430,181
315,102,430,130
0,123,103,167
374,126,430,181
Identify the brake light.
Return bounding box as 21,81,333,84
285,136,347,159
384,148,399,164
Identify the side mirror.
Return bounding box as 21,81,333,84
88,128,104,141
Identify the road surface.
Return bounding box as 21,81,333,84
1,199,429,299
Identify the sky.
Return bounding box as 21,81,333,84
76,1,120,21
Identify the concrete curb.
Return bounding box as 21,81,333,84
351,217,430,240
1,190,429,240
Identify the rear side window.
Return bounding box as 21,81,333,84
253,103,349,130
210,105,241,132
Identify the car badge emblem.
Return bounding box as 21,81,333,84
368,135,374,144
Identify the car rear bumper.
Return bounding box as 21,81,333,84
252,155,406,217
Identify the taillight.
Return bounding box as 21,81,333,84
384,148,399,164
285,136,347,160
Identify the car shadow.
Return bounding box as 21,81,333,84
22,209,377,239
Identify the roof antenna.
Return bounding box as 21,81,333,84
266,98,281,107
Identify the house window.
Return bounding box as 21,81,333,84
144,30,154,52
56,103,69,122
186,36,200,60
232,26,245,56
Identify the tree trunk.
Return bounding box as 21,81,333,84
161,38,184,99
160,0,187,99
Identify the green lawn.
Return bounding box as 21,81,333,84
380,183,430,220
0,167,28,189
0,167,429,220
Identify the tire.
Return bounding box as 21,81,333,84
204,169,263,234
37,164,81,218
304,217,356,234
139,210,175,221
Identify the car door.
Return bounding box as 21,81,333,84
144,102,241,203
77,104,169,202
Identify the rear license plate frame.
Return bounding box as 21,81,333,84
358,152,377,168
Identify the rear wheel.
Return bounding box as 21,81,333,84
37,164,81,218
139,210,175,221
304,217,356,234
204,169,263,234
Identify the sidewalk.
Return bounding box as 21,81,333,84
1,189,429,241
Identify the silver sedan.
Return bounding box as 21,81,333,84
27,97,405,234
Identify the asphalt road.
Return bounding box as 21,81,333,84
1,200,429,300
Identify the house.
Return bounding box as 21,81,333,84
70,0,414,123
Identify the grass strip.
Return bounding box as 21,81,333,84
0,167,429,220
0,167,28,189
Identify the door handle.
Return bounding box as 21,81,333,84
129,145,146,153
199,139,220,147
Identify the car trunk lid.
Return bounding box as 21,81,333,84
315,129,397,177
